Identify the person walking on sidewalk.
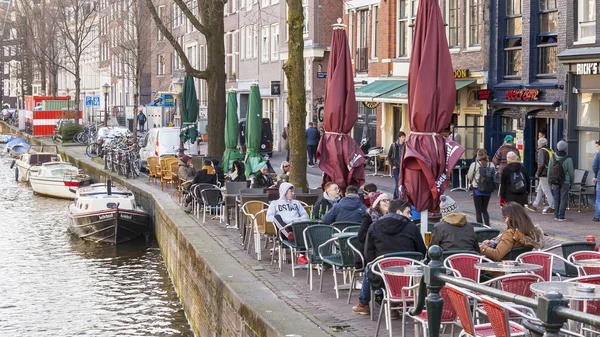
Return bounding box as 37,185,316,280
467,148,495,226
138,110,147,132
499,151,530,207
305,122,320,167
548,140,574,222
526,137,555,214
592,140,600,222
492,135,519,178
388,131,406,199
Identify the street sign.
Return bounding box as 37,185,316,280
85,96,93,106
93,96,101,106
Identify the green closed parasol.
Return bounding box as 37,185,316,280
179,76,198,144
222,91,243,170
244,84,266,177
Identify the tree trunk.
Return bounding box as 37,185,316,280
283,0,308,191
74,75,81,125
133,91,139,140
205,17,225,156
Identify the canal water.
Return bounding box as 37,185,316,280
0,146,194,336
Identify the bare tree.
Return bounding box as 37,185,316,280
116,0,152,139
55,0,98,124
144,0,225,156
283,0,308,190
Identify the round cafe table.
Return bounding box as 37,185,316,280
383,265,424,277
474,262,543,273
573,259,600,268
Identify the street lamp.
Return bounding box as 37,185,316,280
102,83,110,127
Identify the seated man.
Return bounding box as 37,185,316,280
353,200,426,315
251,165,275,188
191,160,217,185
321,185,367,225
266,182,309,242
430,195,479,252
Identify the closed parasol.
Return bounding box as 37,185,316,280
316,19,365,192
179,76,199,145
399,0,464,230
244,84,267,177
222,90,243,170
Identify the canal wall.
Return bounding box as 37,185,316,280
1,123,329,337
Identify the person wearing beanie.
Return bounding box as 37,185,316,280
547,140,574,221
526,137,555,214
467,148,495,226
177,155,196,182
499,151,530,207
591,140,600,221
356,193,390,269
321,185,367,225
430,195,479,252
492,134,519,177
312,182,341,219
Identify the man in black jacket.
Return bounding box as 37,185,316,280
525,137,555,214
387,131,406,199
352,200,426,315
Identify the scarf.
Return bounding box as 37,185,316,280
368,208,382,223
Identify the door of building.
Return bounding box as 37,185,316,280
393,106,402,138
354,102,377,146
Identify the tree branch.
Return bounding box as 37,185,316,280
174,0,209,37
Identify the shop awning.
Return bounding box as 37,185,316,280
372,79,475,103
455,80,476,90
355,80,407,101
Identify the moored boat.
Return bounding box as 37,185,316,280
6,138,30,157
13,144,62,182
67,181,149,244
29,162,91,199
0,134,13,143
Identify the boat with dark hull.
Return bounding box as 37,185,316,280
67,181,149,244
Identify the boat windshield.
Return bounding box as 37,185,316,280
49,167,79,176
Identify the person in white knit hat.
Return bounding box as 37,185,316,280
430,195,479,252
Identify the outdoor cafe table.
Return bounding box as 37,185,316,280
383,265,424,277
573,259,600,268
474,262,543,273
530,281,600,330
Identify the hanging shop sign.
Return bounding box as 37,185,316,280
474,89,492,101
270,81,281,95
362,101,380,109
575,62,600,75
505,89,541,101
453,69,470,79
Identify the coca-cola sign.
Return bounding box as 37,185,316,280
505,89,541,101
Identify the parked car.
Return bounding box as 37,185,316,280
239,118,273,157
139,127,199,167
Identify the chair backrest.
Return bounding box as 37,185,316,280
304,225,338,261
444,253,492,282
481,296,516,337
289,221,318,249
568,251,600,276
254,209,276,235
467,221,491,229
515,251,554,281
225,181,250,194
191,183,218,200
263,188,280,200
241,200,269,220
445,284,479,337
562,242,597,277
497,273,544,298
201,188,222,207
240,188,265,195
239,194,270,206
303,205,313,215
373,257,423,300
573,169,588,185
475,228,501,243
507,246,533,260
336,237,358,268
342,225,361,233
566,275,600,316
332,221,361,232
295,194,319,206
441,250,479,261
348,236,364,268
147,156,159,175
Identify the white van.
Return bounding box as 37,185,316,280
139,127,199,166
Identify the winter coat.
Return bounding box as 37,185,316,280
547,151,574,186
178,160,196,182
276,172,290,187
312,193,338,219
305,127,320,146
356,209,383,268
365,213,427,264
467,160,494,190
499,162,530,206
387,141,404,168
536,146,552,178
251,173,274,188
479,226,544,262
321,194,367,225
593,152,600,180
430,213,479,253
266,182,310,224
492,144,519,176
191,169,217,185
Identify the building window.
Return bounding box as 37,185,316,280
357,9,369,73
303,0,309,37
467,0,481,46
448,0,459,48
232,31,238,75
577,93,600,169
246,26,253,59
349,10,354,59
538,0,557,75
271,24,279,60
261,25,270,62
253,24,258,59
505,0,522,77
371,6,378,58
305,58,311,90
157,6,165,40
397,0,407,57
157,55,165,75
578,0,596,43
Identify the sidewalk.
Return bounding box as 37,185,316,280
269,151,599,245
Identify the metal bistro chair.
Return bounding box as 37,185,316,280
480,295,530,337
343,225,361,233
406,286,457,337
516,251,580,281
190,183,218,218
568,251,600,276
303,225,340,291
331,221,361,232
441,250,480,262
444,253,494,283
481,273,544,298
347,236,364,304
272,220,320,277
318,233,357,298
566,275,600,335
200,188,223,224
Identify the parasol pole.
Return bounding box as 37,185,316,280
421,210,428,239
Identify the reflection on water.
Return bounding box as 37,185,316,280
0,145,193,336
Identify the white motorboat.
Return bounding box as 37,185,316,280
13,144,63,182
29,162,92,199
67,181,150,244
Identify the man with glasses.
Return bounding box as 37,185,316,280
321,185,367,225
312,182,341,219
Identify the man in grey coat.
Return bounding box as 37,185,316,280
526,137,555,214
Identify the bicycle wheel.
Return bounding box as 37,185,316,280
79,132,89,144
130,157,140,178
85,143,100,158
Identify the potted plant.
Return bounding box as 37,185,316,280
201,124,208,142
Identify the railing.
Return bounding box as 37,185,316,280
410,246,600,337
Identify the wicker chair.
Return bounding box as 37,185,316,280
146,156,159,184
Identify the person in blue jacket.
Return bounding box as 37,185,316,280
306,122,320,167
321,185,367,225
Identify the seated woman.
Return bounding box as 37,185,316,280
276,161,290,188
251,165,274,188
226,160,246,182
177,155,196,189
266,182,309,241
191,160,217,185
356,192,389,267
312,182,341,219
479,201,544,261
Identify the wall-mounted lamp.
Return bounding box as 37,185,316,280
552,101,562,112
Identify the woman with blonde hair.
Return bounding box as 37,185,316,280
467,148,495,226
479,202,544,261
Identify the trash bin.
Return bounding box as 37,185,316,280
127,118,134,132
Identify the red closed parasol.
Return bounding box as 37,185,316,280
317,19,365,191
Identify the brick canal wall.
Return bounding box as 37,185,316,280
1,123,328,337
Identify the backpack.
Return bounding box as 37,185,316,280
548,154,568,185
477,162,496,194
541,148,554,168
509,169,527,194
